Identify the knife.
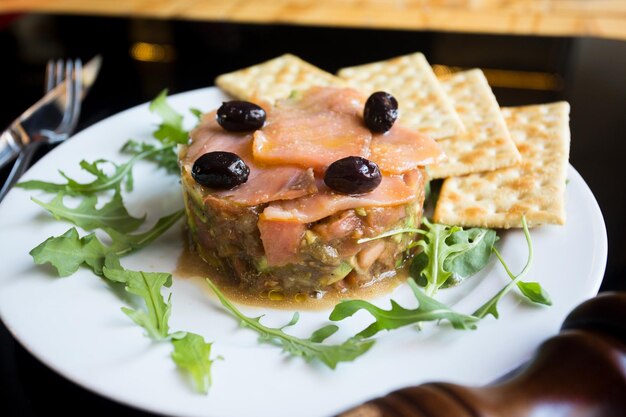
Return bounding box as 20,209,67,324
0,55,102,169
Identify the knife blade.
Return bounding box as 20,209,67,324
0,55,102,169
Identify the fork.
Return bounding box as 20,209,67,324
0,58,83,202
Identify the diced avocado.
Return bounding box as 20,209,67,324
304,230,318,245
403,203,418,229
324,262,354,285
255,256,269,273
186,216,198,233
189,199,209,223
186,178,206,209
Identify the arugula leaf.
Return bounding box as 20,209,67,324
411,219,496,296
32,192,145,233
206,279,374,369
121,140,179,174
149,89,189,145
171,332,218,394
473,216,546,318
329,278,478,338
410,220,461,295
100,257,219,391
30,209,184,276
101,256,218,390
106,209,184,257
357,228,424,244
121,91,196,173
442,228,498,287
17,148,160,195
517,281,552,305
309,325,340,343
356,220,496,296
489,239,551,306
30,228,107,276
103,257,172,340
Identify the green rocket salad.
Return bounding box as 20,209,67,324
17,90,551,394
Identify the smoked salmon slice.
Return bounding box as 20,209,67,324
257,218,306,266
262,169,425,223
369,126,446,174
184,115,317,206
253,86,444,174
252,87,372,171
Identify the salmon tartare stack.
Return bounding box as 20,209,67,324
179,87,444,299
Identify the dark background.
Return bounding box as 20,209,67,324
1,14,625,416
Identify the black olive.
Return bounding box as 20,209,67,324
363,91,398,133
216,101,266,132
324,156,382,195
192,151,250,189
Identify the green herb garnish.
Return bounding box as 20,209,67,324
409,219,497,296
149,89,190,146
334,216,548,336
330,278,479,338
103,255,174,340
30,210,183,276
206,278,374,369
32,191,145,233
23,90,220,393
357,227,424,244
121,140,179,174
417,223,497,291
357,219,497,296
171,332,218,394
30,228,107,277
122,89,200,173
473,216,551,318
17,148,161,194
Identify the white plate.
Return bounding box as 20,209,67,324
0,87,607,417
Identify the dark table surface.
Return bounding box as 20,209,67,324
1,13,625,417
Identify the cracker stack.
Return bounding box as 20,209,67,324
337,58,521,180
433,102,570,228
214,53,571,229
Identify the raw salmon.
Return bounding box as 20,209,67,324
369,126,446,174
261,169,424,223
184,115,317,206
252,87,371,171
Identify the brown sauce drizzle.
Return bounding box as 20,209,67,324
175,234,409,311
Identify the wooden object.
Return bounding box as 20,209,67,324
337,292,626,417
1,0,626,41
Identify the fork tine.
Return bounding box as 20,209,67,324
45,60,55,94
59,59,74,129
56,59,82,136
54,58,64,87
67,59,83,133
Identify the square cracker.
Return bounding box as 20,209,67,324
337,52,464,140
433,102,571,228
215,54,346,105
428,69,521,179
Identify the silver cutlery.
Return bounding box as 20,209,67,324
0,55,101,171
0,57,95,202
